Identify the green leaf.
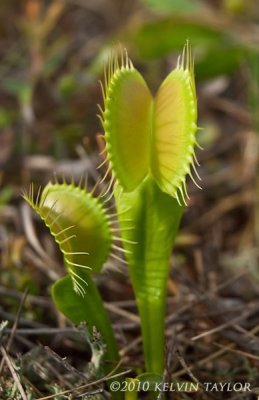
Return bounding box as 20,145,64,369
52,273,119,366
127,18,247,80
142,0,201,13
130,19,223,60
248,49,259,131
195,45,246,80
0,109,15,128
0,186,13,207
3,79,32,104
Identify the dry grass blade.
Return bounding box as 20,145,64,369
156,328,176,400
0,285,51,307
1,346,28,400
175,350,221,400
36,367,132,400
0,288,28,373
173,324,259,379
4,327,76,335
214,342,259,362
166,270,249,326
191,302,259,341
105,302,140,323
119,336,142,357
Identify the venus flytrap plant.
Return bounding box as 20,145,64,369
24,42,200,393
99,42,200,375
23,180,120,372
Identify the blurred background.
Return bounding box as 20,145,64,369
1,0,259,398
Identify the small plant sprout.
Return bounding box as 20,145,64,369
99,41,200,374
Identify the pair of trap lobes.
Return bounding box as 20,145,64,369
98,43,200,207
